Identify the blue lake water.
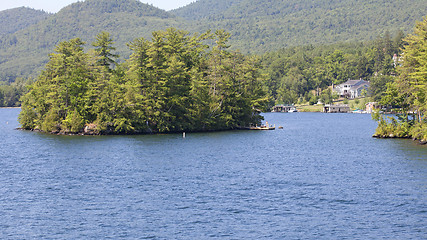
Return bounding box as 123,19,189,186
0,108,426,239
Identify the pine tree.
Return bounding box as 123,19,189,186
92,31,119,70
375,16,427,141
398,17,427,122
19,38,92,132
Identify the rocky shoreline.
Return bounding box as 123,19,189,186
372,134,427,145
17,128,102,136
16,125,248,136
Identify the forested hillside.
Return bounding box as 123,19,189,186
174,0,427,52
171,0,242,21
0,0,180,82
0,7,49,36
1,0,427,89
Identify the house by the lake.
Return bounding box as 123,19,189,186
272,104,297,112
323,104,350,113
334,79,370,98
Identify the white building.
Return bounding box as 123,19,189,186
334,79,370,99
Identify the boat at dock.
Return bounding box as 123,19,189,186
241,122,276,130
272,104,297,113
245,125,275,130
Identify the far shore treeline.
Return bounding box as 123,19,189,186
18,29,268,134
2,29,406,108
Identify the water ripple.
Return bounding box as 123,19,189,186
0,109,426,239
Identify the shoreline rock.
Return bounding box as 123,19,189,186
16,126,245,136
373,134,427,145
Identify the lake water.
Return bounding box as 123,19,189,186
0,108,426,239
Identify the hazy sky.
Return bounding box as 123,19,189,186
0,0,196,13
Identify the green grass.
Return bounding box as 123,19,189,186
295,104,323,112
333,97,372,110
295,97,372,112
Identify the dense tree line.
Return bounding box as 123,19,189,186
0,7,49,36
19,29,268,134
0,78,30,107
2,0,427,84
0,0,180,83
174,0,426,53
1,30,405,108
373,17,427,142
260,31,404,105
171,0,241,21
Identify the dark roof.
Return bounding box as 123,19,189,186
338,79,369,87
349,84,369,91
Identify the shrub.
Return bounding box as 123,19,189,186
41,109,60,132
61,110,85,133
309,96,317,105
410,122,427,142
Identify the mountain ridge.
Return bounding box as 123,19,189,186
0,0,180,81
1,0,427,82
0,7,50,36
175,0,427,52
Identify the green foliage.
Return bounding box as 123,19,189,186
62,110,85,133
0,7,49,35
380,16,427,117
410,122,427,142
1,0,427,84
0,78,32,107
260,33,403,105
370,75,395,102
319,89,336,105
41,108,60,132
19,29,266,134
171,0,240,21
374,114,413,138
0,0,179,83
19,37,94,131
174,0,427,53
375,16,427,141
18,103,37,129
92,31,119,70
308,95,318,105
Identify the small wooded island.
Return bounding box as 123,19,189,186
19,29,268,135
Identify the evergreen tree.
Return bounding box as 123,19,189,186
397,17,427,122
92,31,119,70
374,16,427,141
19,38,93,132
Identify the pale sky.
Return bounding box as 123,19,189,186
0,0,196,13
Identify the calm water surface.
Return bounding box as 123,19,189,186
0,108,426,239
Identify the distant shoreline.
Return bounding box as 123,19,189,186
0,107,21,109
